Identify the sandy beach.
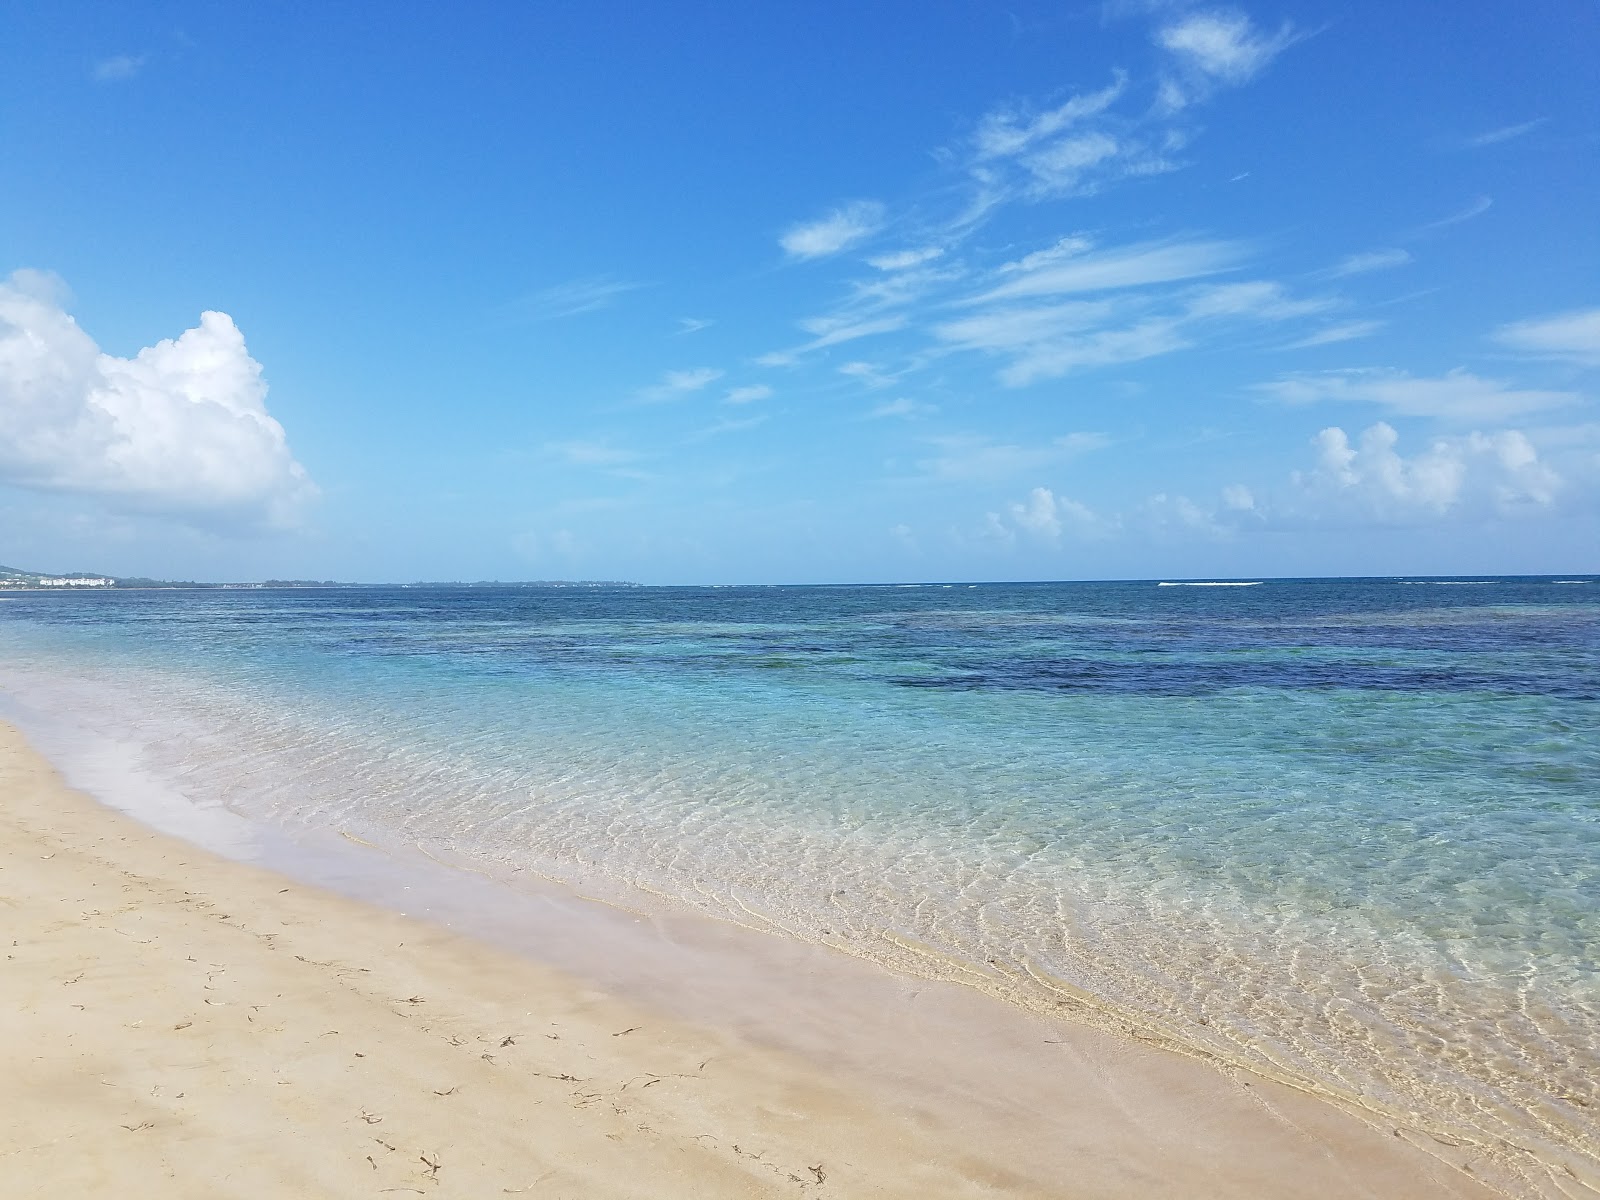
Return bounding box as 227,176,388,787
0,720,1504,1199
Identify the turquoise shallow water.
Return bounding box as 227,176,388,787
2,578,1597,1193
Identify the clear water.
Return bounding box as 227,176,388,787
2,578,1596,1194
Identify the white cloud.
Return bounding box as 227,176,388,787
1003,320,1192,387
93,55,146,83
1494,307,1600,367
1156,10,1296,85
941,252,1329,385
503,276,642,322
1465,118,1547,148
724,384,773,405
676,317,714,334
983,486,1105,544
1136,491,1229,537
686,415,767,442
1282,321,1384,349
1221,484,1255,511
548,441,641,467
917,433,1108,482
1260,368,1577,423
838,360,898,389
1182,280,1331,321
0,271,315,527
1327,248,1411,278
1417,195,1493,233
964,72,1187,201
779,201,886,260
936,304,1188,386
974,75,1127,161
757,315,907,366
638,366,724,401
867,247,944,271
867,397,936,420
1293,422,1560,519
966,238,1243,305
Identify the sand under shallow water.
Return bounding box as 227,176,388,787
0,721,1509,1199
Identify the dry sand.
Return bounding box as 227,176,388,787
0,722,1502,1198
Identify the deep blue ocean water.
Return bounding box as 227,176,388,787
2,577,1596,1189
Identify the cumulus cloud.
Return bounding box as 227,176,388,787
779,201,886,260
1493,307,1600,367
0,270,315,527
1293,422,1560,520
1259,367,1577,423
1008,486,1102,540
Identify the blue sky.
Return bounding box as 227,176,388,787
1,1,1596,583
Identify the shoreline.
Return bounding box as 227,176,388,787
0,719,1506,1198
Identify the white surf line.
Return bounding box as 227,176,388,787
1156,581,1262,587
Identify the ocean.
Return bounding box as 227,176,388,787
1,577,1596,1194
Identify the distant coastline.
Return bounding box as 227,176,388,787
0,563,637,591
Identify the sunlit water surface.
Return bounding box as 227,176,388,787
2,578,1596,1195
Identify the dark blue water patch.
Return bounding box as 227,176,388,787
890,656,1600,699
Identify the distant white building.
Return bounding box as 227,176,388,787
37,576,115,587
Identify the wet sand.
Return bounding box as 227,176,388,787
0,721,1501,1198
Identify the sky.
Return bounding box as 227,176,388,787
1,1,1597,584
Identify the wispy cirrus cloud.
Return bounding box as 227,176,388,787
1259,367,1577,423
93,54,146,83
637,367,724,401
724,384,773,405
965,237,1244,305
502,276,643,323
915,432,1109,483
1281,321,1384,350
1414,195,1492,234
1463,118,1547,149
1326,248,1411,278
939,271,1327,386
965,73,1185,200
1493,307,1600,367
867,397,936,420
779,201,886,260
1156,10,1297,85
1153,8,1300,113
547,440,643,467
837,360,900,389
867,247,945,272
756,314,908,367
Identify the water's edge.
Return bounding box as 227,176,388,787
0,701,1539,1199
